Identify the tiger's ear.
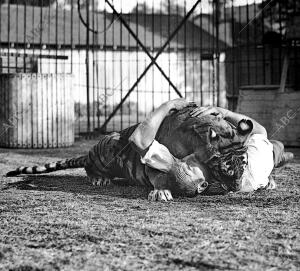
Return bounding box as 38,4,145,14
237,119,253,135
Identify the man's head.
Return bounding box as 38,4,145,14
167,155,209,197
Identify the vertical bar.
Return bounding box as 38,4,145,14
48,0,51,73
230,0,235,110
71,0,74,74
127,7,131,127
200,2,203,106
55,0,58,74
51,74,57,147
17,75,22,148
135,2,139,123
57,74,62,147
40,0,43,73
112,0,115,131
184,0,187,97
7,0,10,73
64,75,68,146
92,0,96,132
86,0,91,134
261,0,266,84
32,74,38,148
42,75,48,148
104,5,107,128
212,0,216,105
77,1,81,134
292,0,297,86
269,0,274,84
23,2,27,73
167,0,171,100
16,1,19,72
45,73,53,148
47,74,53,148
3,76,7,146
143,0,147,119
4,75,9,146
0,76,2,145
96,5,100,129
28,75,32,148
63,0,66,74
61,74,65,147
278,0,282,82
0,76,2,146
246,0,250,85
191,1,195,102
215,0,220,106
32,0,35,67
238,3,241,89
120,0,123,130
176,0,179,103
254,1,258,84
160,0,163,104
0,0,1,61
38,75,43,148
152,0,154,112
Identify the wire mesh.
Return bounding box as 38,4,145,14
0,0,299,137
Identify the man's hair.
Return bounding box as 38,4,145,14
167,160,204,197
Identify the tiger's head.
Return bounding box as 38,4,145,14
171,113,253,162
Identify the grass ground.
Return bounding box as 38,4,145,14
0,140,299,271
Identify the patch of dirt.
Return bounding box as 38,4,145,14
0,141,299,270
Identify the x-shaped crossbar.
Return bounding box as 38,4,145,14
100,0,202,131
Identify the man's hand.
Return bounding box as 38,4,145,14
166,98,197,112
190,106,224,118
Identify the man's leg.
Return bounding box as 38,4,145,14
270,140,294,168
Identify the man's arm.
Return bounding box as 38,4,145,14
129,98,193,155
222,108,267,136
191,106,267,136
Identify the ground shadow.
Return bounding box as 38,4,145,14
4,174,298,207
4,175,150,200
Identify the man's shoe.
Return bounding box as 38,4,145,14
278,152,294,167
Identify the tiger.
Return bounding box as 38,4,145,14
6,106,252,200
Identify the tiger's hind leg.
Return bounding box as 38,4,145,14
85,132,126,187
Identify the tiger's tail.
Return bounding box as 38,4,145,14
6,155,87,177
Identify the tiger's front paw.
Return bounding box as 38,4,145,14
148,189,173,202
89,176,111,186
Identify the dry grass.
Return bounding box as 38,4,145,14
0,140,299,271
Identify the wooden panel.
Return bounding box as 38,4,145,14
0,73,74,148
238,87,300,146
47,74,53,148
37,74,43,148
32,74,38,148
42,75,48,148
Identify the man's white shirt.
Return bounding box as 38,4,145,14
140,140,176,173
239,133,274,192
